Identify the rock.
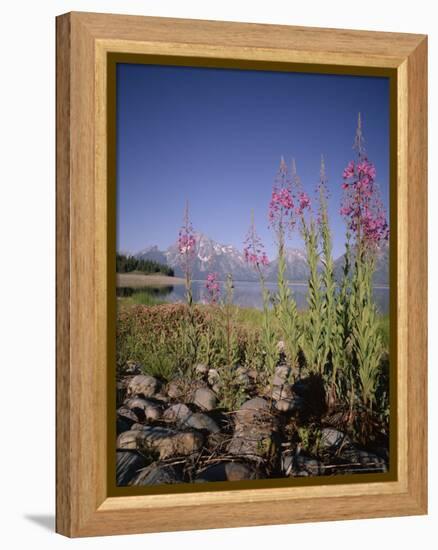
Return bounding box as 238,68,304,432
271,384,294,401
340,447,388,472
294,455,325,476
196,462,257,482
117,405,140,424
182,412,220,433
193,387,217,411
117,426,204,459
273,365,291,386
117,430,142,450
230,398,276,459
235,397,270,426
275,396,303,413
320,428,349,449
124,360,143,375
116,451,148,486
163,403,192,423
166,379,186,400
130,423,146,431
124,397,162,422
281,454,294,476
228,427,275,459
282,453,328,477
195,364,209,376
127,375,160,398
130,464,183,486
208,368,220,387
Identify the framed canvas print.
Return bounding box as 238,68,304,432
56,12,428,537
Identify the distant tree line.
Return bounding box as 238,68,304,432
116,253,174,276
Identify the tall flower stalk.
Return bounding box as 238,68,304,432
177,201,198,372
269,158,300,369
243,211,278,380
341,114,389,410
205,272,220,305
293,161,326,374
178,201,196,307
317,156,342,401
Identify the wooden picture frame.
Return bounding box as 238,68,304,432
56,11,427,537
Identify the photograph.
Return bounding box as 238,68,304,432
114,62,391,487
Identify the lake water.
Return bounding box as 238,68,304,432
117,280,390,314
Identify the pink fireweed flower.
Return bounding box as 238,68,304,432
178,233,196,255
244,213,269,270
178,203,196,258
291,159,313,220
297,191,311,213
268,157,295,233
343,160,355,179
205,272,220,304
341,134,389,250
178,202,197,283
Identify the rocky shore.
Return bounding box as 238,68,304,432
116,362,388,487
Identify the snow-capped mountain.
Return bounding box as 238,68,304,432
135,233,309,282
134,233,390,285
264,248,310,282
333,240,389,286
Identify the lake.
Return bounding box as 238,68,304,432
117,280,390,314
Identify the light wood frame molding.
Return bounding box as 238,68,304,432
56,11,428,537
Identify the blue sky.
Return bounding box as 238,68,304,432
116,63,389,259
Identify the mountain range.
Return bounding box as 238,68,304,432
134,232,389,285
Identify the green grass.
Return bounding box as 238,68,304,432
377,314,390,351
118,292,166,307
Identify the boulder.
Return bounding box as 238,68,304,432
319,428,349,450
230,398,277,459
163,403,192,423
167,380,185,399
340,447,388,472
234,397,271,426
208,368,220,387
116,451,148,486
117,426,204,459
124,397,162,422
271,384,294,401
182,412,220,434
282,454,325,476
124,360,143,375
127,375,160,398
295,455,326,475
196,462,257,482
117,405,140,424
195,364,209,377
273,365,291,386
193,387,217,411
130,464,183,486
274,396,304,413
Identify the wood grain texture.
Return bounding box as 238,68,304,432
406,37,428,511
56,11,428,537
56,13,71,536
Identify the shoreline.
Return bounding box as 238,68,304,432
117,272,185,288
